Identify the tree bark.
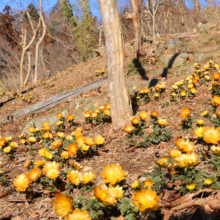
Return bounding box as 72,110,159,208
130,0,141,57
24,51,32,85
125,0,142,58
98,0,132,130
19,11,40,87
34,0,47,82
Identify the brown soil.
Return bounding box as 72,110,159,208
1,25,220,220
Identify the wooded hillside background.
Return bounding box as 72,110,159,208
0,0,219,91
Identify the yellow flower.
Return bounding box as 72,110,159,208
57,132,65,138
66,209,91,220
103,109,111,116
169,149,182,158
105,104,111,109
204,75,210,81
66,135,73,140
39,148,46,157
158,119,168,126
44,124,50,131
180,91,186,97
56,121,63,126
101,164,127,185
188,84,194,89
75,127,83,134
91,112,98,118
131,180,140,188
94,183,117,205
197,120,204,125
204,179,213,186
82,171,96,184
84,137,95,146
68,143,79,156
3,146,11,153
24,160,31,168
13,174,29,191
156,157,169,168
132,188,160,212
28,137,37,143
216,109,220,117
80,143,90,151
143,88,150,94
34,160,45,167
210,146,220,155
130,116,140,125
94,135,105,145
186,182,196,190
83,112,91,118
57,112,63,119
214,64,219,69
109,185,124,199
42,131,53,139
0,138,6,147
67,115,75,122
212,73,220,81
202,127,220,145
138,89,144,94
190,87,197,94
5,136,12,141
201,111,209,117
194,127,204,138
175,138,196,153
139,111,148,120
151,110,159,118
154,93,159,98
99,106,105,111
211,96,220,106
175,153,199,168
27,167,41,182
28,127,35,133
61,151,69,159
67,170,82,185
44,150,53,160
143,179,153,188
52,193,73,218
75,135,84,144
51,140,62,149
20,139,26,144
43,161,60,179
69,160,82,170
94,109,100,114
180,108,191,119
124,125,134,134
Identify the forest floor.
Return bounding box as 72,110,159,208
1,23,220,220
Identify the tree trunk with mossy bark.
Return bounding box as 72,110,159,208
98,0,132,130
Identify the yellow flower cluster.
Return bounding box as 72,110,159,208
83,104,111,121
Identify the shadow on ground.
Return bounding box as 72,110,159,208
160,53,181,78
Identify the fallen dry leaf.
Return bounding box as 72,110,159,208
0,192,7,198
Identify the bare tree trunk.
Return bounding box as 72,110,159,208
34,0,47,82
152,13,156,45
177,0,189,32
144,10,152,35
126,0,142,58
40,48,47,77
98,25,103,48
24,51,32,85
131,0,141,57
98,0,132,130
20,50,25,88
192,0,200,23
19,11,40,87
